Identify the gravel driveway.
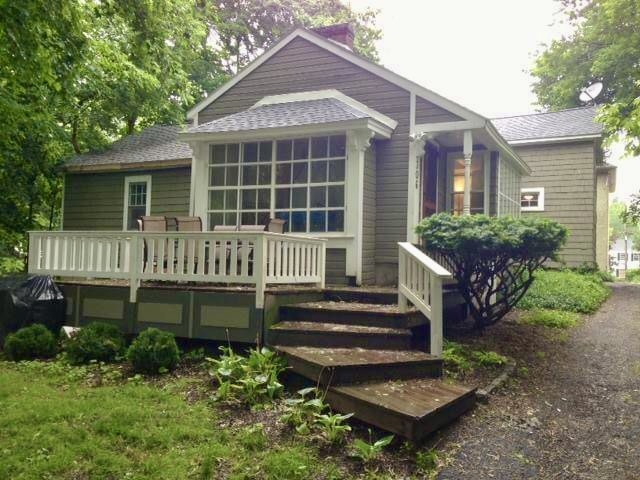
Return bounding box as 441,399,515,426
437,283,640,479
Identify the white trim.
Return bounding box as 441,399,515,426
181,118,393,143
507,133,601,146
59,175,66,230
483,151,490,213
187,28,484,124
252,89,398,131
123,175,152,231
414,119,485,134
520,187,545,212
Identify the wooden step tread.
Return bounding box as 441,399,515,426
276,345,437,367
284,301,417,316
270,321,411,336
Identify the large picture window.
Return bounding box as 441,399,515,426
448,156,485,215
207,135,346,233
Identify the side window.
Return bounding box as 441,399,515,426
124,176,151,230
521,187,545,212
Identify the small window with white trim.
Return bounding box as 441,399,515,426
124,175,151,230
521,187,544,212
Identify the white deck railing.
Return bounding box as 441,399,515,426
397,242,452,356
28,231,326,308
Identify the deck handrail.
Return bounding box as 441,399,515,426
28,230,327,308
397,242,452,356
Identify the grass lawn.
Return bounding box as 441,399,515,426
0,361,342,480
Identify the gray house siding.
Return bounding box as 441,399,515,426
515,141,596,267
63,167,191,230
415,96,462,124
362,145,376,285
198,36,460,282
326,248,348,285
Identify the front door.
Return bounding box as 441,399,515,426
421,143,439,218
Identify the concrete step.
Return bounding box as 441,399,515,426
326,378,476,441
268,321,412,350
275,345,443,385
280,301,426,329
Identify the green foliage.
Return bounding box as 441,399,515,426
126,328,180,374
314,411,353,444
350,429,394,463
443,340,508,375
280,387,328,435
532,0,640,155
518,270,610,313
207,346,285,406
415,449,439,474
416,213,567,328
624,193,640,227
626,268,640,282
181,347,206,364
520,309,581,329
63,322,125,365
3,324,57,361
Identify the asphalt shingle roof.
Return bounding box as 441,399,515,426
491,106,603,142
188,97,371,134
66,125,192,168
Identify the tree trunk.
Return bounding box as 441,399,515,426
126,116,137,135
71,118,81,154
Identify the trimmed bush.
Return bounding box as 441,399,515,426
520,309,580,329
127,328,180,374
4,324,57,361
518,270,610,313
626,269,640,283
64,322,125,364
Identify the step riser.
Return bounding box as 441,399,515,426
285,355,443,385
280,308,426,329
269,331,412,350
325,387,476,442
323,291,397,305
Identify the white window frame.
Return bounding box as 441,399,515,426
123,175,152,230
445,151,490,215
521,187,545,212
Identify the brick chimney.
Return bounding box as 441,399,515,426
312,23,355,50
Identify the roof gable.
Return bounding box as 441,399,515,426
188,28,484,125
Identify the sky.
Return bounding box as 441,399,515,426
348,0,640,200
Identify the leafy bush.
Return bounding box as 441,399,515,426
573,262,615,282
3,324,57,361
64,322,125,364
520,309,580,329
314,411,353,444
518,270,610,313
416,449,439,474
280,387,327,435
472,350,508,367
126,328,180,374
207,346,285,405
350,429,394,463
416,213,567,329
626,268,640,283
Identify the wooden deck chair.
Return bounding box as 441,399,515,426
175,216,202,273
138,216,168,271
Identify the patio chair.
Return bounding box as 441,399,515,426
138,216,168,271
175,216,203,273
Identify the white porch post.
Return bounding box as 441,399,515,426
408,134,427,242
463,130,473,216
346,129,374,285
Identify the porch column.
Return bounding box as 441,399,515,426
408,133,428,242
463,130,473,216
346,129,374,285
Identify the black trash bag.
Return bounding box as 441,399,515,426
0,276,66,342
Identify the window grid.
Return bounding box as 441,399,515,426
128,182,147,207
207,136,346,232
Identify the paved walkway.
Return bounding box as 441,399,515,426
438,283,640,479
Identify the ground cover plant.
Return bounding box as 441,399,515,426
3,324,57,361
64,322,125,364
519,309,581,329
417,213,567,329
518,269,610,313
625,268,640,283
442,340,509,376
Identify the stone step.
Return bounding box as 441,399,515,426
268,321,412,350
325,378,476,441
275,345,443,385
280,301,426,329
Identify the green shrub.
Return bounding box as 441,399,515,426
350,429,394,463
573,263,615,282
416,213,567,329
520,309,580,329
443,340,509,374
64,322,125,364
127,328,180,374
518,270,610,313
626,269,640,283
472,350,508,367
4,324,57,361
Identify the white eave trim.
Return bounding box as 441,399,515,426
180,118,393,143
506,133,602,146
186,28,486,125
252,89,399,131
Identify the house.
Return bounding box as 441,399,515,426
493,107,616,270
26,23,613,439
609,237,640,278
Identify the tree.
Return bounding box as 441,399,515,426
532,0,640,154
416,214,568,330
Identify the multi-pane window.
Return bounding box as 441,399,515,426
632,253,640,262
618,252,627,261
520,187,544,212
450,157,485,215
125,180,148,230
207,135,346,233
